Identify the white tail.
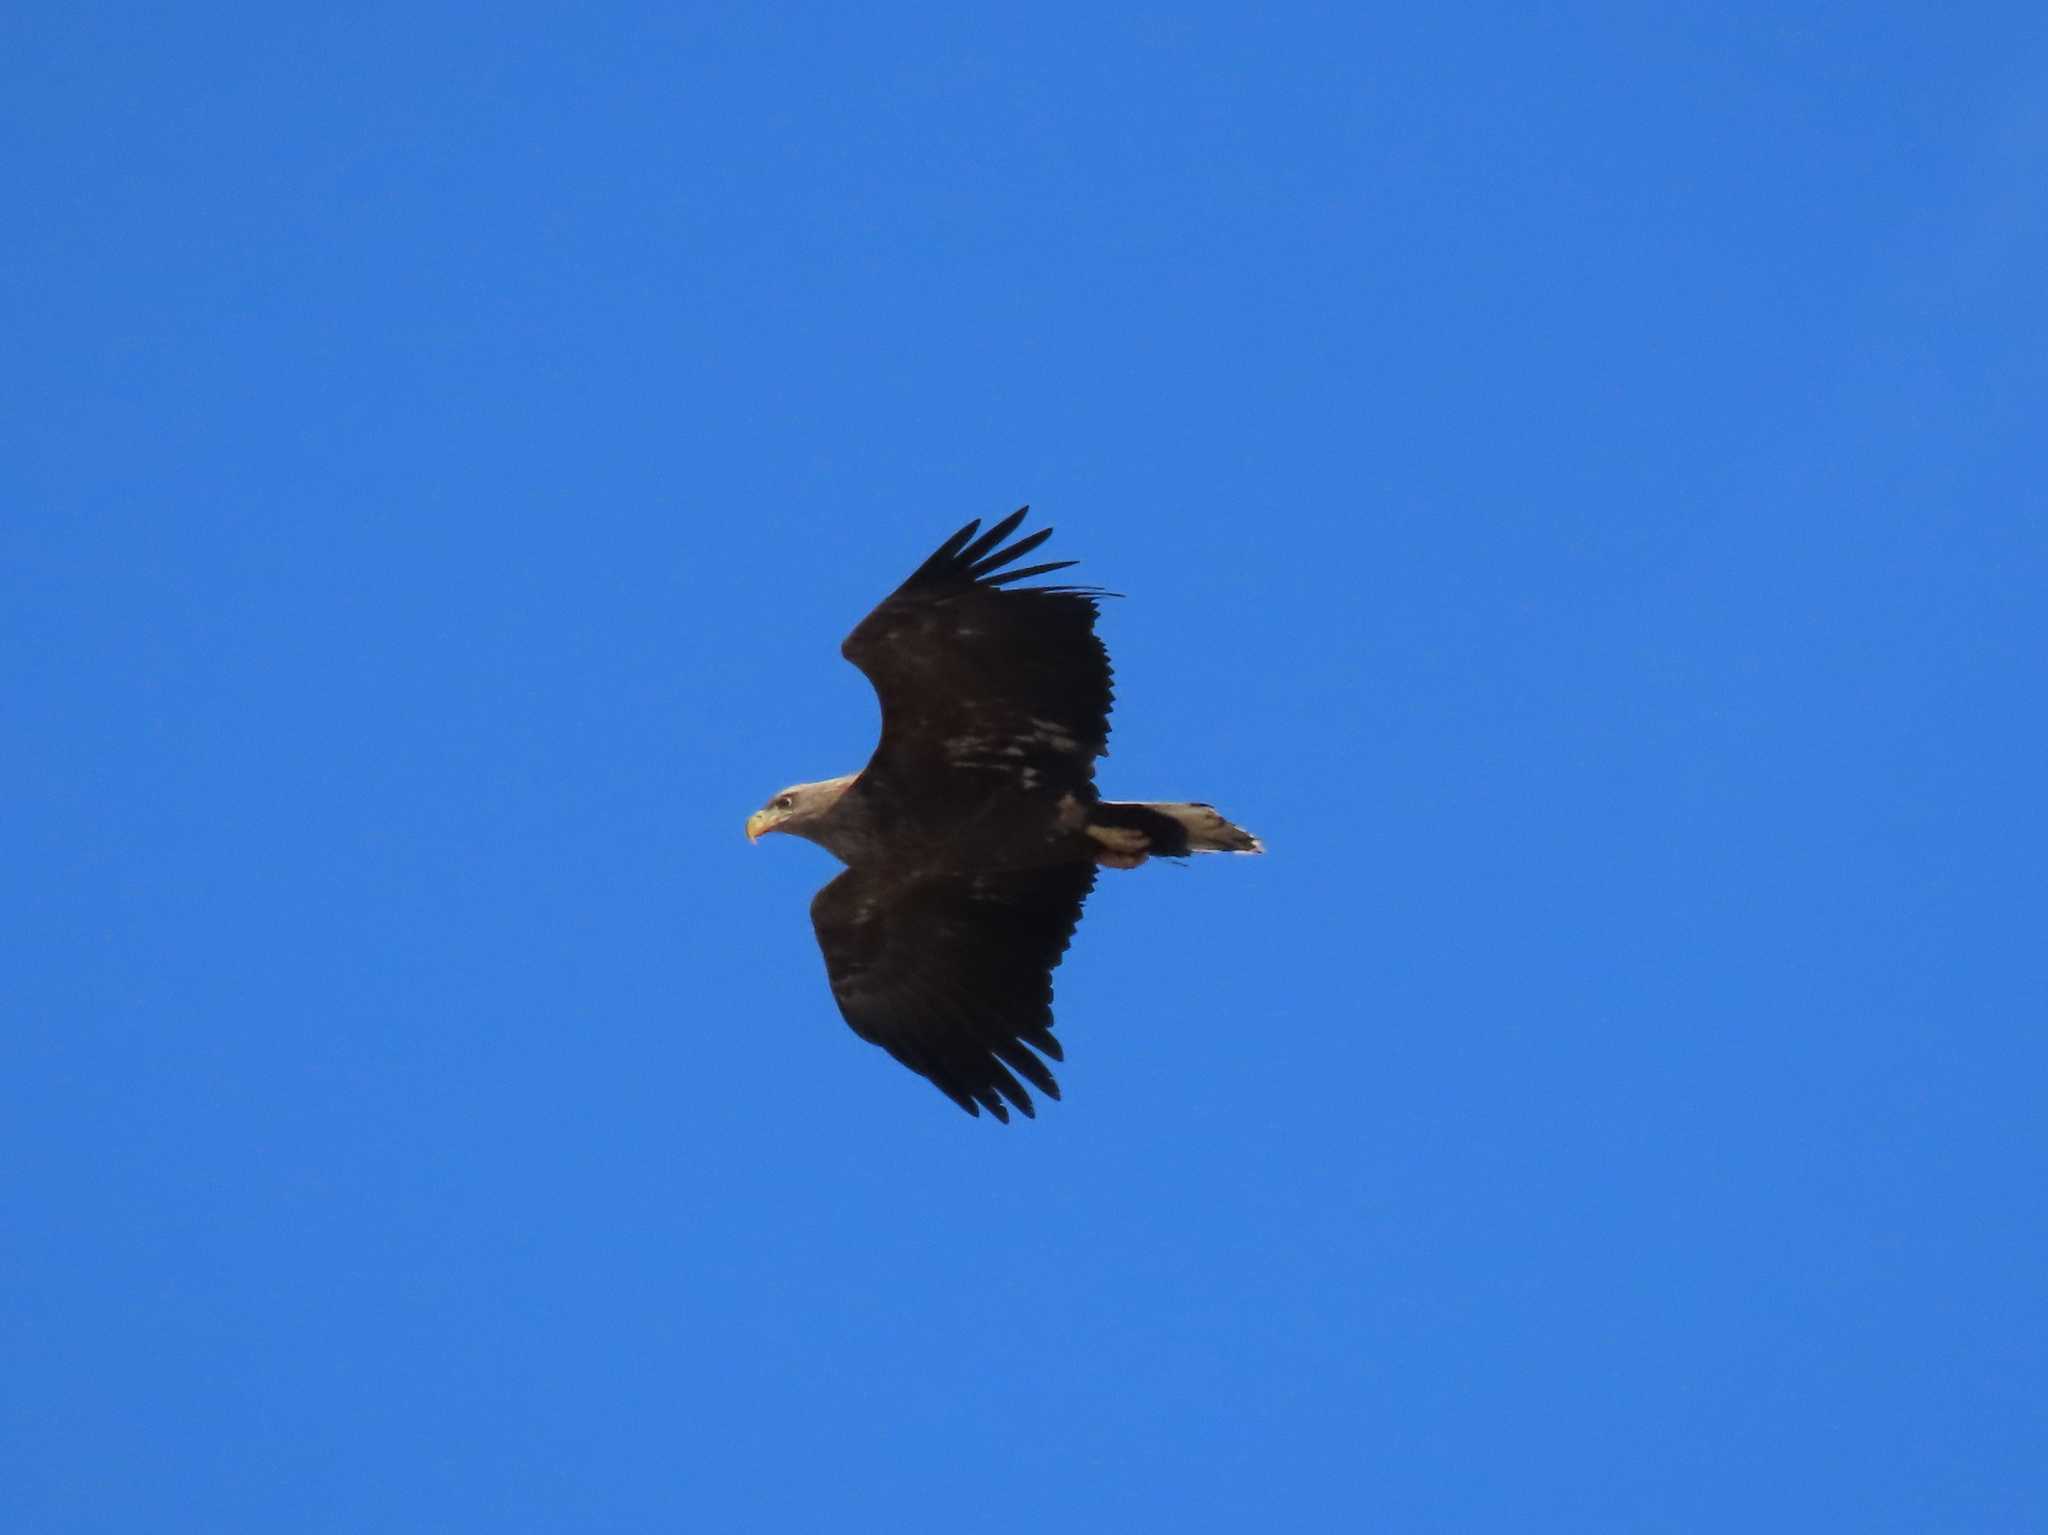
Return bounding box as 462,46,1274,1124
1089,799,1263,858
1142,801,1264,853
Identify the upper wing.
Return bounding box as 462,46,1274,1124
809,862,1099,1122
842,509,1112,827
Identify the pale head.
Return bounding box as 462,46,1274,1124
745,774,857,844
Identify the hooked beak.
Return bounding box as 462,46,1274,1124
745,809,776,843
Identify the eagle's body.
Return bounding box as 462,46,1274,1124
748,509,1259,1122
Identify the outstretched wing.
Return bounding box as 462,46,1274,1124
842,508,1112,831
809,862,1098,1122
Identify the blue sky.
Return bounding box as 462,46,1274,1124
6,4,2045,1529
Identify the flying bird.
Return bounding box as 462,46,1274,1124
747,508,1261,1122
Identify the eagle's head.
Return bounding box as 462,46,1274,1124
745,774,857,844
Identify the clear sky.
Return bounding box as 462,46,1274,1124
6,4,2045,1530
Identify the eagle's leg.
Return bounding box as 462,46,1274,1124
1087,823,1151,870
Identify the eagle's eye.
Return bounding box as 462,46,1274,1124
774,795,794,811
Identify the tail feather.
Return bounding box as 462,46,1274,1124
1086,800,1263,862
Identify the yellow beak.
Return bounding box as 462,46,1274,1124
745,810,776,843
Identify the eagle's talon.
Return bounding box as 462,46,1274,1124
1095,849,1149,870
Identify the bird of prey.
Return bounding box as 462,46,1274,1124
747,508,1260,1122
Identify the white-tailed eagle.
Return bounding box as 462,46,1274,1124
747,509,1260,1122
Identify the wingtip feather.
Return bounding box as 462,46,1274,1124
956,507,1030,568
969,525,1057,579
982,558,1077,587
